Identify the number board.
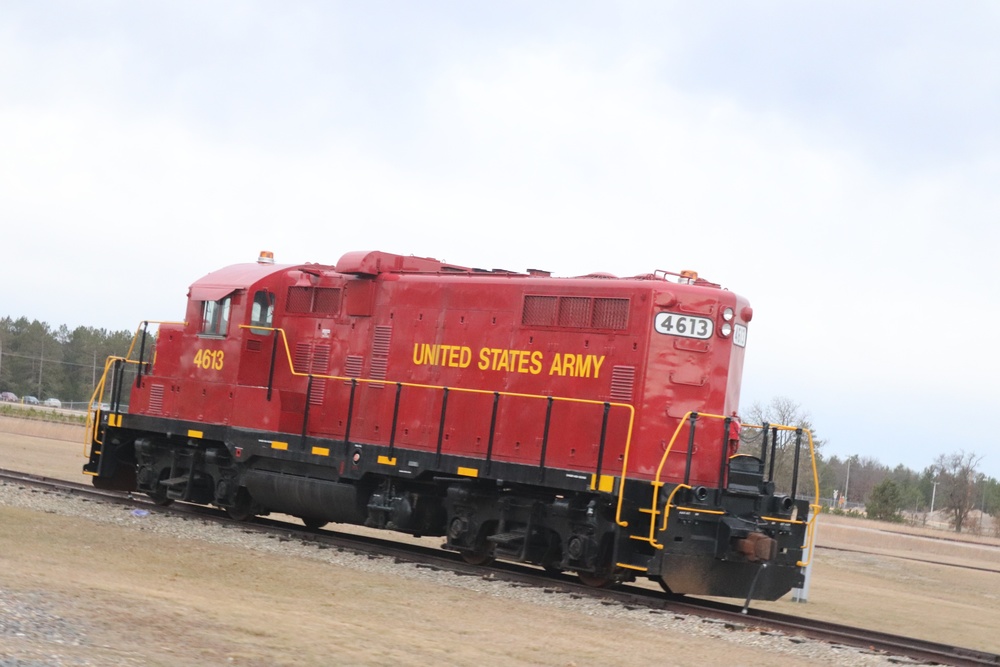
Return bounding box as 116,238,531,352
733,324,748,348
653,312,713,340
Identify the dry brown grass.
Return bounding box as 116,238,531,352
2,420,999,663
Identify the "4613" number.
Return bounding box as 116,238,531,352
193,349,224,370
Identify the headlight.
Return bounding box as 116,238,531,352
720,322,733,337
722,307,734,322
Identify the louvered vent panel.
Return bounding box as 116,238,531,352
344,355,363,380
592,298,630,330
558,297,591,327
610,366,636,402
309,379,326,405
523,296,557,326
148,384,165,415
369,357,388,383
311,345,330,373
366,325,391,388
313,288,341,315
294,342,312,373
245,339,262,352
309,344,330,404
372,326,392,356
287,287,312,313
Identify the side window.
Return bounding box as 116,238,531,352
201,296,232,336
250,290,275,335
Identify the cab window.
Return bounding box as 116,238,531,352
201,296,231,336
250,290,275,334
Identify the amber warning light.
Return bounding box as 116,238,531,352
258,251,275,264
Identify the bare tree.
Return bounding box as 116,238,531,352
932,451,983,533
740,397,823,497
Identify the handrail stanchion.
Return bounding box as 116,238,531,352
595,402,610,487
716,417,732,504
683,413,698,486
759,422,770,478
767,426,778,482
301,374,313,447
343,379,357,456
435,388,449,466
388,382,402,460
267,334,278,401
790,428,803,501
485,392,500,475
538,396,554,481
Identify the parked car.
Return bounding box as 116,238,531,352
0,391,17,402
43,398,62,408
22,396,40,405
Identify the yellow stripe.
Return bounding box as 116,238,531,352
271,441,288,451
457,466,479,477
589,474,615,493
110,414,122,427
311,446,330,457
188,429,203,439
377,455,397,466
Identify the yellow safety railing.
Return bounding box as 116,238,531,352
85,322,638,493
239,325,636,496
742,422,821,567
637,414,820,567
84,321,185,457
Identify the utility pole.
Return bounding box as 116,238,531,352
931,480,939,514
844,459,851,504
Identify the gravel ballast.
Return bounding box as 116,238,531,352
0,481,907,666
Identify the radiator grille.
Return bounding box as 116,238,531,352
558,297,591,327
523,295,629,331
286,286,342,315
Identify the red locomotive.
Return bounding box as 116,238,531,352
85,250,818,600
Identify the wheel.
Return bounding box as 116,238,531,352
301,517,328,530
147,490,173,507
577,572,613,588
460,548,494,566
224,488,257,521
146,476,173,506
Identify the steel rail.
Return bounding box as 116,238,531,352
2,469,998,666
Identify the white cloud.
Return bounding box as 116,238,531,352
2,1,998,476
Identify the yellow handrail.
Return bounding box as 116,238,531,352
84,321,186,456
238,325,648,526
643,415,821,560
242,324,637,502
643,411,727,547
88,322,638,504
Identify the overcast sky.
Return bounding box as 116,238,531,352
2,2,998,479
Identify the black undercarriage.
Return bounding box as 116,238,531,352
85,411,808,600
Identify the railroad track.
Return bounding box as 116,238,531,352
2,468,998,667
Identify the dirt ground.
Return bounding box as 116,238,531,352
2,419,999,665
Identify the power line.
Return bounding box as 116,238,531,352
0,350,103,369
